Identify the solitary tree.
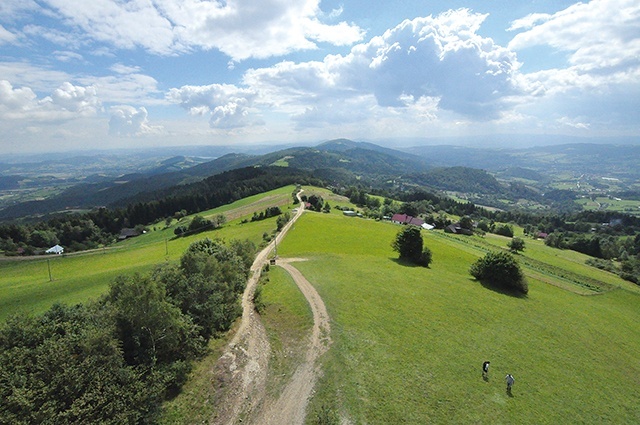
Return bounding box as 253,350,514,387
469,251,528,294
507,237,526,253
392,226,432,267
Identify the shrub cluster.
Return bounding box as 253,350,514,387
470,251,528,294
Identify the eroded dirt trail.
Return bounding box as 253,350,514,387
213,193,331,425
253,259,332,425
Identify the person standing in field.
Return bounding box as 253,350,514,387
505,374,515,392
482,361,490,378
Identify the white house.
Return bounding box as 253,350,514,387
45,244,64,255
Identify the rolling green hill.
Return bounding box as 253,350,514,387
0,186,298,321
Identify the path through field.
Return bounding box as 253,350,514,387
212,192,332,425
253,258,332,425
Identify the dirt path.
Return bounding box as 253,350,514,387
213,192,332,425
253,258,332,425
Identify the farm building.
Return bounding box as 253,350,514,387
391,213,428,227
343,210,357,217
119,228,141,240
445,223,474,235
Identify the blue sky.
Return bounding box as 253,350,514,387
0,0,638,153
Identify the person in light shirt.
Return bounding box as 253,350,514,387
505,374,515,392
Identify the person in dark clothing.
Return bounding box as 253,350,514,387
482,361,490,377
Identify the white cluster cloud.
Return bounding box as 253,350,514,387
108,105,158,136
50,82,99,115
243,9,520,120
0,80,100,120
167,84,262,129
37,0,364,60
2,1,640,149
165,9,522,132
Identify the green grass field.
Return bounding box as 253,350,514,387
271,212,640,424
0,185,297,321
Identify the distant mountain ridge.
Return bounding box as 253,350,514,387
2,138,639,220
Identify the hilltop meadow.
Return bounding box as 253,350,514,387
1,185,639,423
270,195,640,424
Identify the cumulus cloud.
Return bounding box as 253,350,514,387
0,80,37,112
167,84,262,129
109,105,160,136
49,82,100,115
37,0,364,60
0,80,100,120
244,9,520,119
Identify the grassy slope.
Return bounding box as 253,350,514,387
3,184,639,423
0,185,296,321
274,211,640,424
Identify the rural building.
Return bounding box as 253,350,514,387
391,213,428,227
45,244,64,255
119,228,141,240
343,210,357,217
444,223,474,235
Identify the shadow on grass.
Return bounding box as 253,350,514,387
389,257,430,268
475,278,528,299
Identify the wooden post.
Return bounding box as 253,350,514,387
47,259,52,282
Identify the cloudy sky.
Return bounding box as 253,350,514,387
0,0,639,153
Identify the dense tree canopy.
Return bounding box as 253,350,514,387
0,237,255,423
